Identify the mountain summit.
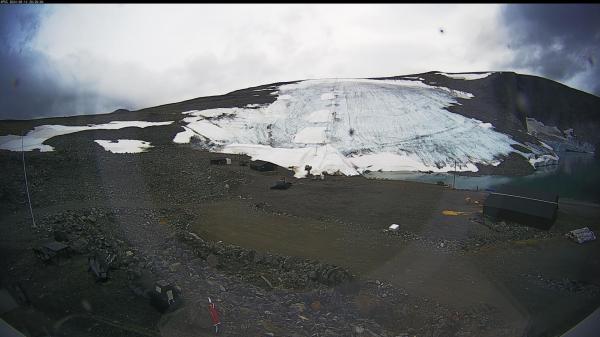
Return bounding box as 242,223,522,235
1,71,599,177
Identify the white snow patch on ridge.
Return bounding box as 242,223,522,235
437,72,493,80
402,76,425,81
95,139,153,153
0,121,173,152
174,78,519,177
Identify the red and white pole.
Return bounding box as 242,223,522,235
208,297,221,334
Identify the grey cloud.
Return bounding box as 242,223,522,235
0,5,130,120
6,4,598,121
501,4,600,96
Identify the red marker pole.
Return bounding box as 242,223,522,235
208,297,221,334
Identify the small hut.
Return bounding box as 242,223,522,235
210,157,231,165
483,190,558,229
150,280,182,313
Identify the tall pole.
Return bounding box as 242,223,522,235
453,160,457,190
22,133,36,228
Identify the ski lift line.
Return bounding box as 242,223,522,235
343,93,353,132
21,134,36,228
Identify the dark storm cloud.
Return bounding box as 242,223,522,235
501,4,600,96
0,5,128,120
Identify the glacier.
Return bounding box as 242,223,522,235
174,78,523,178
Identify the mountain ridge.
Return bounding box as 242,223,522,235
1,71,598,177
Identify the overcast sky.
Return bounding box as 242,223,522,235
1,4,599,120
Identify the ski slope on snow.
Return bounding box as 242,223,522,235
174,78,522,177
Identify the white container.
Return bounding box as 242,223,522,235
566,227,596,244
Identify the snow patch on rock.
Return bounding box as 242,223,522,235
0,121,173,152
94,139,153,153
437,72,493,80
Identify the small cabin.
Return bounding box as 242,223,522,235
249,160,276,172
483,190,558,230
210,157,231,165
150,280,182,313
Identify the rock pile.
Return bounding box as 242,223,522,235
178,231,353,289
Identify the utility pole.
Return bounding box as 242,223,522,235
453,160,457,190
22,133,36,228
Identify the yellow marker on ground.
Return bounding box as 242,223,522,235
442,210,468,216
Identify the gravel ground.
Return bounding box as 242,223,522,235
1,133,600,337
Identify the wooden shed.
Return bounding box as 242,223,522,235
150,280,182,313
210,157,231,165
483,190,558,230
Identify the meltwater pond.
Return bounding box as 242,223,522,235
366,152,600,203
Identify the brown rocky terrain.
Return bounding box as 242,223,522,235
1,72,600,337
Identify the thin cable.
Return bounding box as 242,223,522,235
22,134,36,228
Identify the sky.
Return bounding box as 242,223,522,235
1,4,599,120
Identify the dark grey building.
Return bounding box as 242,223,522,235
483,190,558,229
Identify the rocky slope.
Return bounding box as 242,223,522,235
1,72,599,177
